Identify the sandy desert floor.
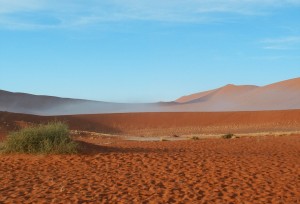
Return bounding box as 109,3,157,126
0,134,299,203
1,110,300,137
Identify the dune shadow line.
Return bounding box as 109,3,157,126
77,141,156,155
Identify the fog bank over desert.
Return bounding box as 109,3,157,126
1,77,300,116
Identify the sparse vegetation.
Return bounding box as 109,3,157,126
1,121,78,154
222,133,234,139
0,143,4,152
191,136,199,140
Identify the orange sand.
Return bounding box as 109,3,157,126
0,135,300,203
1,110,300,136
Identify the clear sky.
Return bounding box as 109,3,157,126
0,1,300,103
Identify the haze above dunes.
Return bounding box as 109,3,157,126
1,77,300,115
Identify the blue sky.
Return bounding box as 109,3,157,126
0,0,300,102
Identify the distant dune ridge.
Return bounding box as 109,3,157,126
0,77,300,115
175,77,300,111
0,90,161,115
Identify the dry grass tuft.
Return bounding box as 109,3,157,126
1,121,78,154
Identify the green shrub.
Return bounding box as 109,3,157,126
222,133,234,139
1,121,77,154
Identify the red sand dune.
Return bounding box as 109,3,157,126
0,135,299,203
1,110,300,136
174,77,300,112
176,84,258,103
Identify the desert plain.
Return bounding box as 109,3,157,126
0,110,300,203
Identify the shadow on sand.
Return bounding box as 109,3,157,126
77,140,159,155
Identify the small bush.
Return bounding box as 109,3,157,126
0,143,4,152
1,121,78,154
222,133,234,139
191,136,199,140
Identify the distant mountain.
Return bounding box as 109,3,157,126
1,77,300,115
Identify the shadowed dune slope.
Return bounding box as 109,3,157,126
1,110,300,136
0,90,163,115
